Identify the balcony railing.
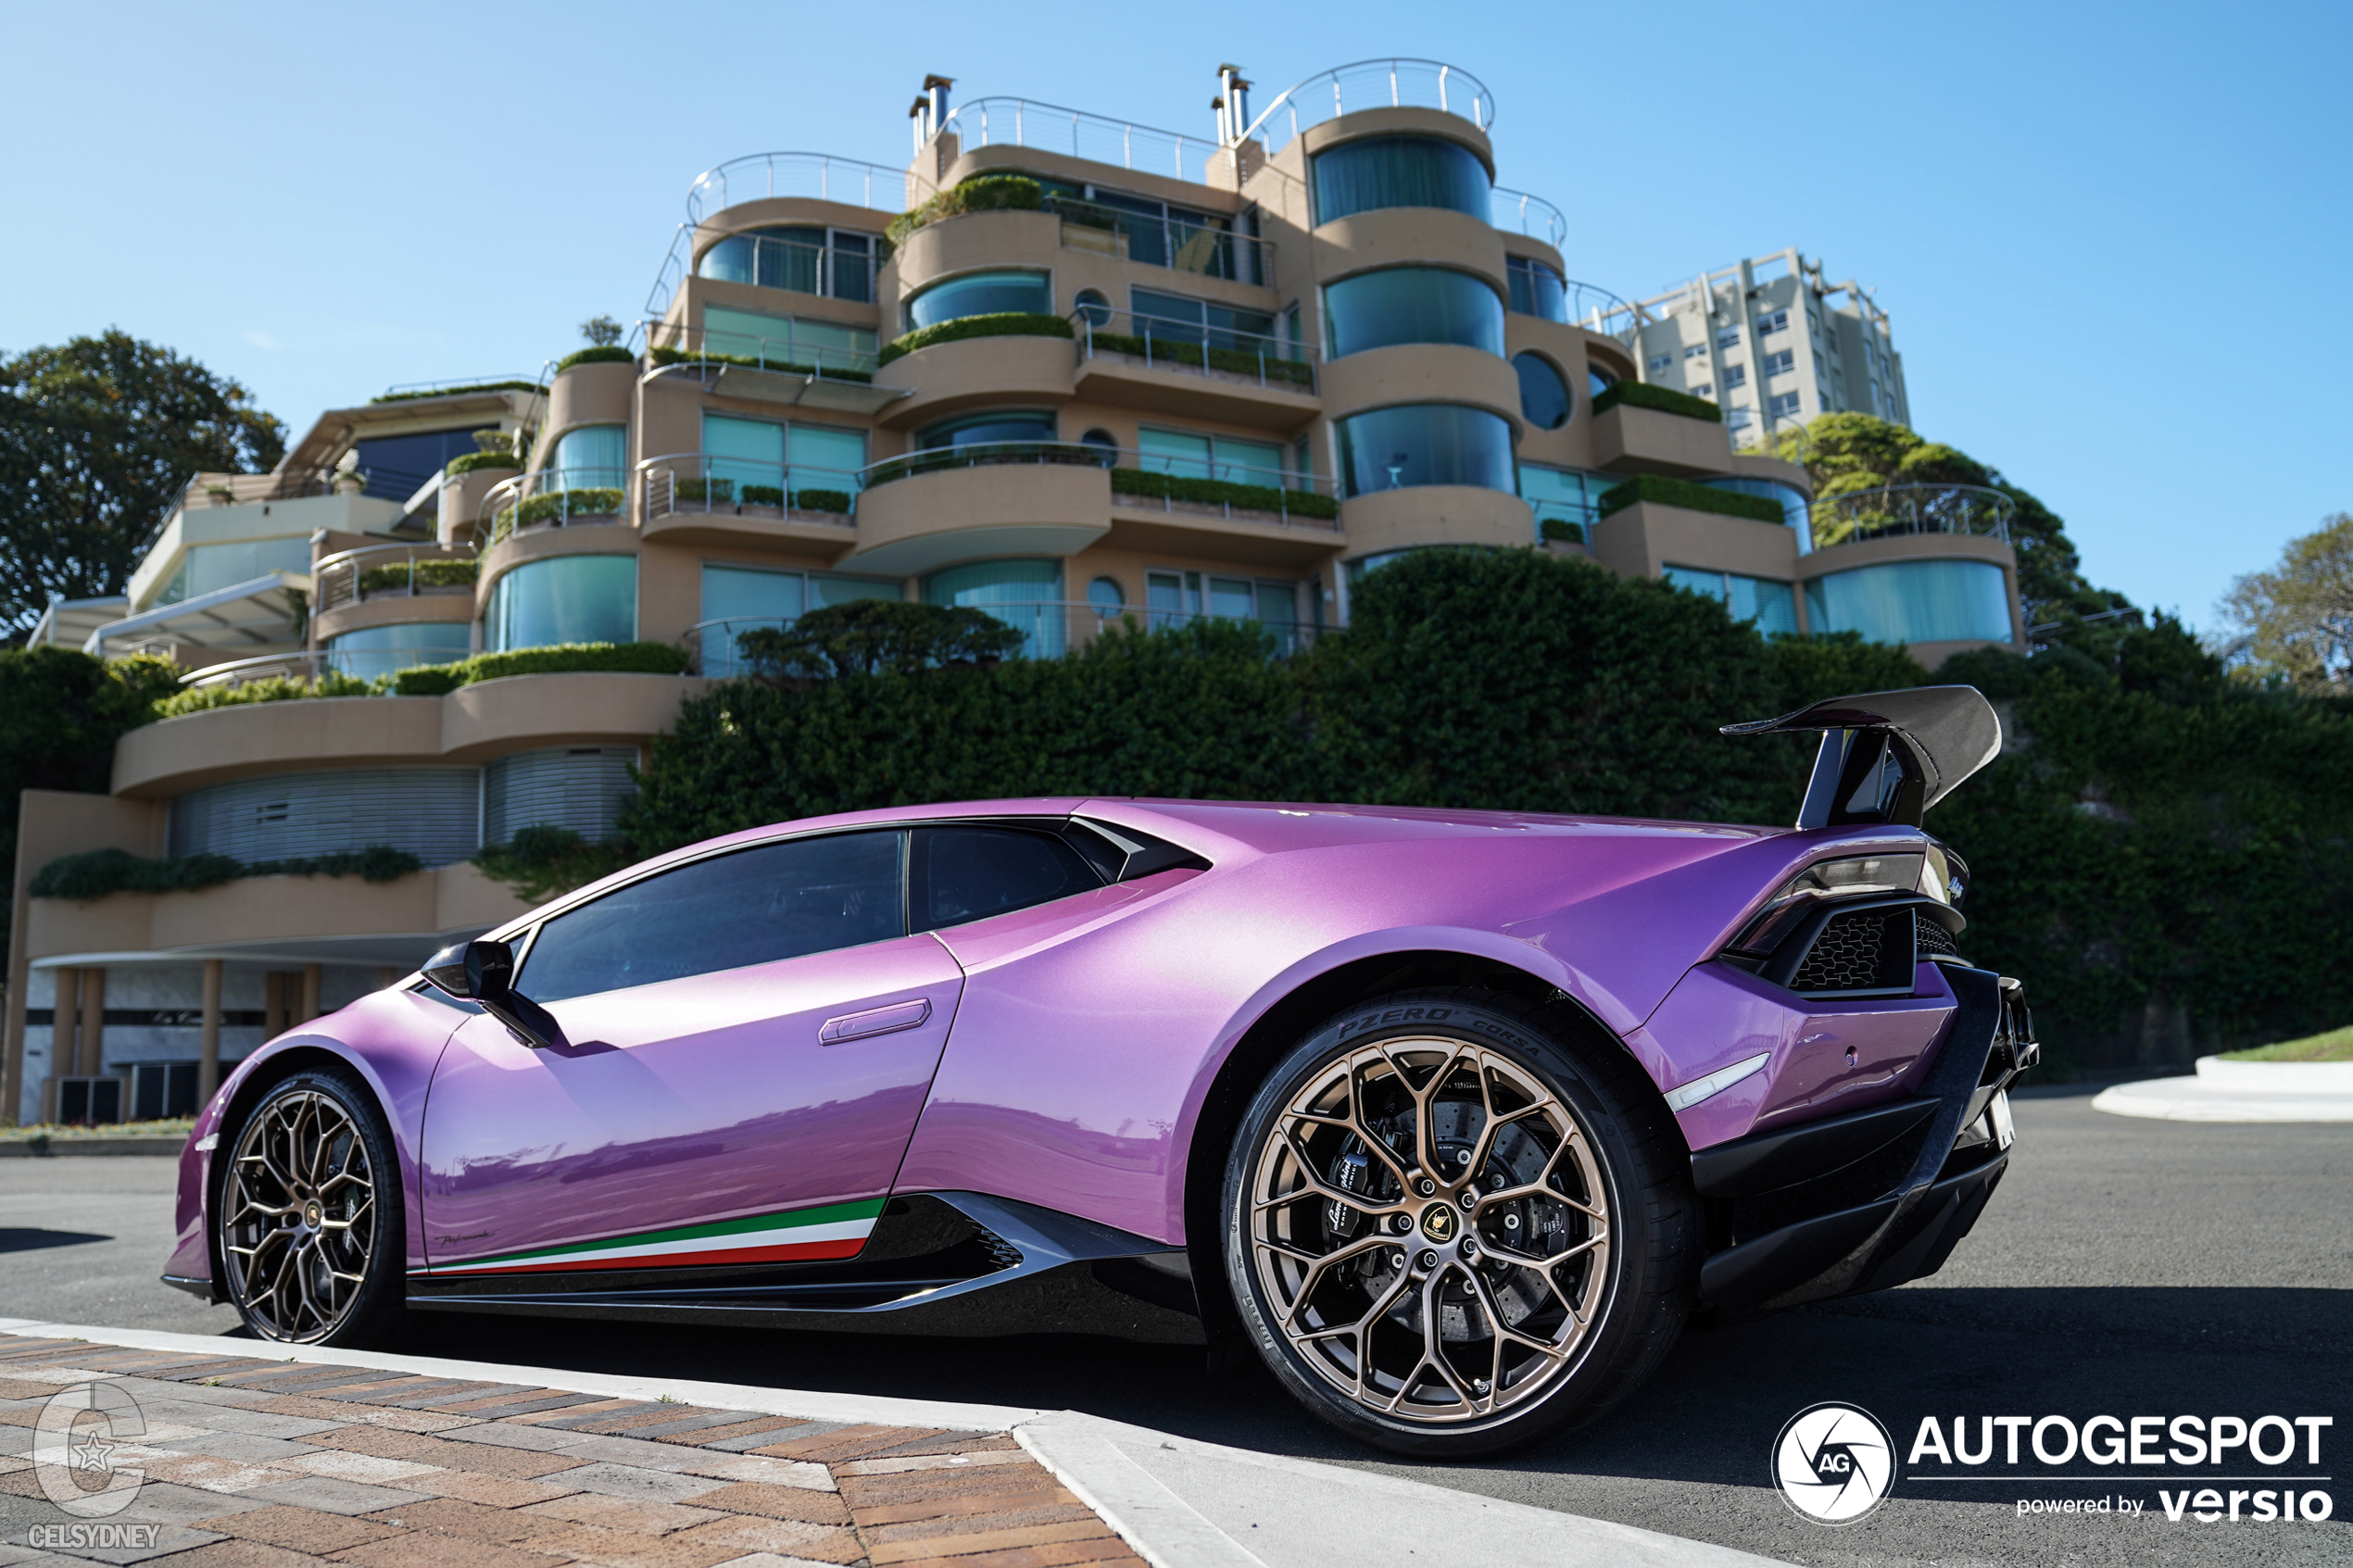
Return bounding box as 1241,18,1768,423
314,543,479,614
1491,186,1566,249
638,454,862,528
1072,307,1317,393
694,230,881,304
1048,195,1275,282
179,650,333,690
482,471,629,546
938,97,1226,185
643,319,879,381
1565,281,1638,338
861,440,1115,491
686,152,911,225
1239,59,1493,156
140,468,346,553
1813,484,2015,548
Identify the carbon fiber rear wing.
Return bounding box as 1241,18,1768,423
1723,685,2001,829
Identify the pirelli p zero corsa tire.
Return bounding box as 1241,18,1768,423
214,1068,407,1348
1222,987,1695,1457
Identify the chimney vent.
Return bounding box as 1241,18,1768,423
1217,64,1252,144
911,74,955,151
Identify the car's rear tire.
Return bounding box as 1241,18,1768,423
1221,987,1693,1457
215,1067,406,1348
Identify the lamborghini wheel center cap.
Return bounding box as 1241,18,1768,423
1419,1203,1458,1243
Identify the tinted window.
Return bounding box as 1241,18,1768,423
1310,136,1490,225
912,827,1099,932
520,832,905,1002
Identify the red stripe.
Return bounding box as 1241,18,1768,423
437,1236,866,1276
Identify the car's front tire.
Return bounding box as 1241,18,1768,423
215,1068,406,1347
1222,988,1693,1457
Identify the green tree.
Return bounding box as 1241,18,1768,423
0,332,286,634
2216,511,2353,692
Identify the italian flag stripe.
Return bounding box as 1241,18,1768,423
428,1198,885,1276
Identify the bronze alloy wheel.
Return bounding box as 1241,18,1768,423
1245,1035,1612,1426
220,1085,382,1342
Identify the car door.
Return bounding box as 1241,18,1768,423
419,828,963,1279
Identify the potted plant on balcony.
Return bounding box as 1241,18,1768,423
334,468,369,496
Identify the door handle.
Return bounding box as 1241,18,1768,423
819,997,932,1044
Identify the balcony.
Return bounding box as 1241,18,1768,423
683,152,910,227
1812,484,2015,549
314,543,479,615
641,320,906,417
637,452,861,549
847,444,1113,576
1047,195,1276,283
1239,59,1492,154
1071,307,1320,428
480,471,627,547
1491,187,1566,249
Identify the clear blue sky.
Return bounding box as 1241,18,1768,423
6,0,2344,630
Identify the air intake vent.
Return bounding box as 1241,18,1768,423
1792,909,1894,992
1915,911,1960,960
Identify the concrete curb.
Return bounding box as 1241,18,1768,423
2092,1056,2353,1122
0,1135,189,1157
0,1316,1789,1568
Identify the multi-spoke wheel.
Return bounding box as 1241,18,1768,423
1223,990,1693,1457
216,1071,404,1346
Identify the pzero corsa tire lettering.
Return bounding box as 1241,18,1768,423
214,1068,407,1348
1223,987,1696,1458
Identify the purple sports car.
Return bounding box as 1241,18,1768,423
164,686,2035,1455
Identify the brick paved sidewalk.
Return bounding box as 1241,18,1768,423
0,1335,1139,1568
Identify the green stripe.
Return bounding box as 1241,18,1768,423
459,1198,887,1267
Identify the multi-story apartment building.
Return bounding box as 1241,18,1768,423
4,59,2021,1126
1623,249,1910,445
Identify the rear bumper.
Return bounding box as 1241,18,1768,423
1691,966,2036,1313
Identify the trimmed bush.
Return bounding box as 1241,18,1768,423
1595,475,1785,526
1110,466,1337,521
517,487,624,527
1082,331,1315,388
1539,517,1582,544
877,312,1073,367
555,345,636,373
31,845,422,900
370,381,543,405
153,671,374,719
446,450,522,476
736,601,1025,681
357,558,478,595
884,175,1044,250
675,478,735,505
1592,381,1723,423
793,488,852,514
381,641,692,696
738,484,783,507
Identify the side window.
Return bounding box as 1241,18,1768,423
911,827,1101,933
520,832,905,1002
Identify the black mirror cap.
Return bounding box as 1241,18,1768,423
422,938,516,1003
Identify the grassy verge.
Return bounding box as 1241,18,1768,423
2221,1026,2353,1062
2,1119,195,1142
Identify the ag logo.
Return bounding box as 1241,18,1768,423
1771,1402,1894,1524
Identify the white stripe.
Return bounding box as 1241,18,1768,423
432,1216,875,1273
1665,1051,1773,1112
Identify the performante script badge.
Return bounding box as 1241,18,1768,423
1419,1205,1457,1242
1773,1402,1895,1524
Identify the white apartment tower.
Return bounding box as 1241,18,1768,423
1625,249,1909,446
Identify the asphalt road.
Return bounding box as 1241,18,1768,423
5,1084,2348,1567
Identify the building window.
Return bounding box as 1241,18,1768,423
696,563,898,674
903,270,1051,332
1691,383,1714,399
1589,368,1617,397
1683,344,1707,359
915,409,1058,449
1131,287,1282,355
1073,288,1112,327
1647,353,1672,374
703,413,868,496
1519,465,1613,544
483,747,640,848
1334,405,1515,497
1309,135,1491,225
1087,577,1126,613
1716,326,1741,349
1505,256,1568,321
697,226,877,304
1805,559,2013,645
1322,267,1504,358
1512,353,1571,430
1755,308,1788,335
1041,180,1247,279
1705,477,1812,549
1664,566,1799,634
700,306,876,374
324,622,472,682
1138,428,1288,486
542,424,627,491
924,558,1064,658
1145,571,1307,652
170,768,483,866
1723,364,1747,389
486,556,636,652
1764,349,1795,377
1769,391,1804,418
153,534,313,607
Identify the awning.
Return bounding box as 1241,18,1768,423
27,596,131,649
83,572,310,657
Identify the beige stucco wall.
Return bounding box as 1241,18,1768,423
845,463,1112,577
1295,106,1496,178
1319,343,1522,431
477,520,637,608
872,332,1075,429
1590,404,1739,477
1590,501,1805,582
1311,208,1506,292
544,359,635,443
312,591,475,646
1339,485,1533,560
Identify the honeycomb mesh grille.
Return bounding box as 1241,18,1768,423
1793,909,1892,991
1915,911,1959,960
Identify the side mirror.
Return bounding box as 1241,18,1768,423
422,938,565,1050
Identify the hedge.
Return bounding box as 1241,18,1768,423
1592,381,1723,423
1081,331,1315,388
382,641,692,695
357,558,478,595
877,313,1073,367
1109,466,1337,520
672,481,854,515
31,845,422,900
884,175,1044,250
647,345,874,383
1539,517,1583,544
516,487,624,526
153,671,374,719
1595,475,1785,525
446,451,522,476
370,381,544,405
555,345,637,372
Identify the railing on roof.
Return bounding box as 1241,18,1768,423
685,153,911,225
939,97,1227,186
137,468,346,553
1491,186,1566,249
1239,59,1492,156
1814,484,2015,549
1566,281,1638,338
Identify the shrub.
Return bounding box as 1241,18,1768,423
446,450,522,476
1082,331,1316,388
793,488,853,514
1109,466,1336,520
1595,475,1785,525
877,313,1072,367
472,823,637,906
153,671,374,719
370,381,544,404
31,845,420,899
884,175,1044,249
737,484,782,507
1592,381,1723,423
1539,518,1582,544
555,345,636,372
516,487,624,527
675,478,735,505
380,641,692,695
736,600,1025,681
356,558,477,595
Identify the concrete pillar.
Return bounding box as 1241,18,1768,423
199,960,223,1102
44,966,79,1123
300,965,321,1024
78,968,107,1077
